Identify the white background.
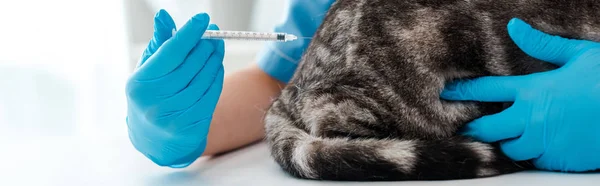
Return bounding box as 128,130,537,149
0,0,130,139
0,0,285,139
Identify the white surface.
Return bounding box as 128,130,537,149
1,133,599,186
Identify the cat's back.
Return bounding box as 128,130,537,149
296,0,600,82
286,0,600,138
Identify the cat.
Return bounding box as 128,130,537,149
263,0,600,181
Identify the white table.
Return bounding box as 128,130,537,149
2,133,599,186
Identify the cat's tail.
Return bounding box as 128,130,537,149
264,104,531,181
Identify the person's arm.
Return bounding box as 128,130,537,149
200,0,337,156
202,64,285,156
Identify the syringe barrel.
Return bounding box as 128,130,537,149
172,29,293,42
202,30,285,41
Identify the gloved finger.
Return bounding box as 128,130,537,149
499,118,544,161
167,139,209,168
461,105,526,143
158,65,225,130
507,18,600,67
177,66,225,128
166,24,222,91
149,25,222,97
136,13,211,80
205,24,226,56
159,68,224,168
154,40,225,117
440,75,529,102
138,9,177,67
129,26,222,98
125,25,221,105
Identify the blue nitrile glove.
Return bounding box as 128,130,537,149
125,9,225,168
256,0,336,83
441,18,600,172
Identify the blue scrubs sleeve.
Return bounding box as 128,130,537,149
256,0,336,83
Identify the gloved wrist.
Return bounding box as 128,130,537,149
255,44,300,83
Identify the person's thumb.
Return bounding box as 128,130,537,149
507,18,599,67
139,9,176,67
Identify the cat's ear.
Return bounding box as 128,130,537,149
507,18,599,67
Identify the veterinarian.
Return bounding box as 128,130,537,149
125,0,600,172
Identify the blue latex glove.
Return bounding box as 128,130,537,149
441,18,600,172
256,0,336,83
125,9,225,168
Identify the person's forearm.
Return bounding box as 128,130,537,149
201,64,286,156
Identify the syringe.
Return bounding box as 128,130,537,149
172,29,299,42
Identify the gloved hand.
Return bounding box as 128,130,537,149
125,9,225,168
441,18,600,172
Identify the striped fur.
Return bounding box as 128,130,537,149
264,0,600,181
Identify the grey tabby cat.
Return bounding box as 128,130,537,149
264,0,600,181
